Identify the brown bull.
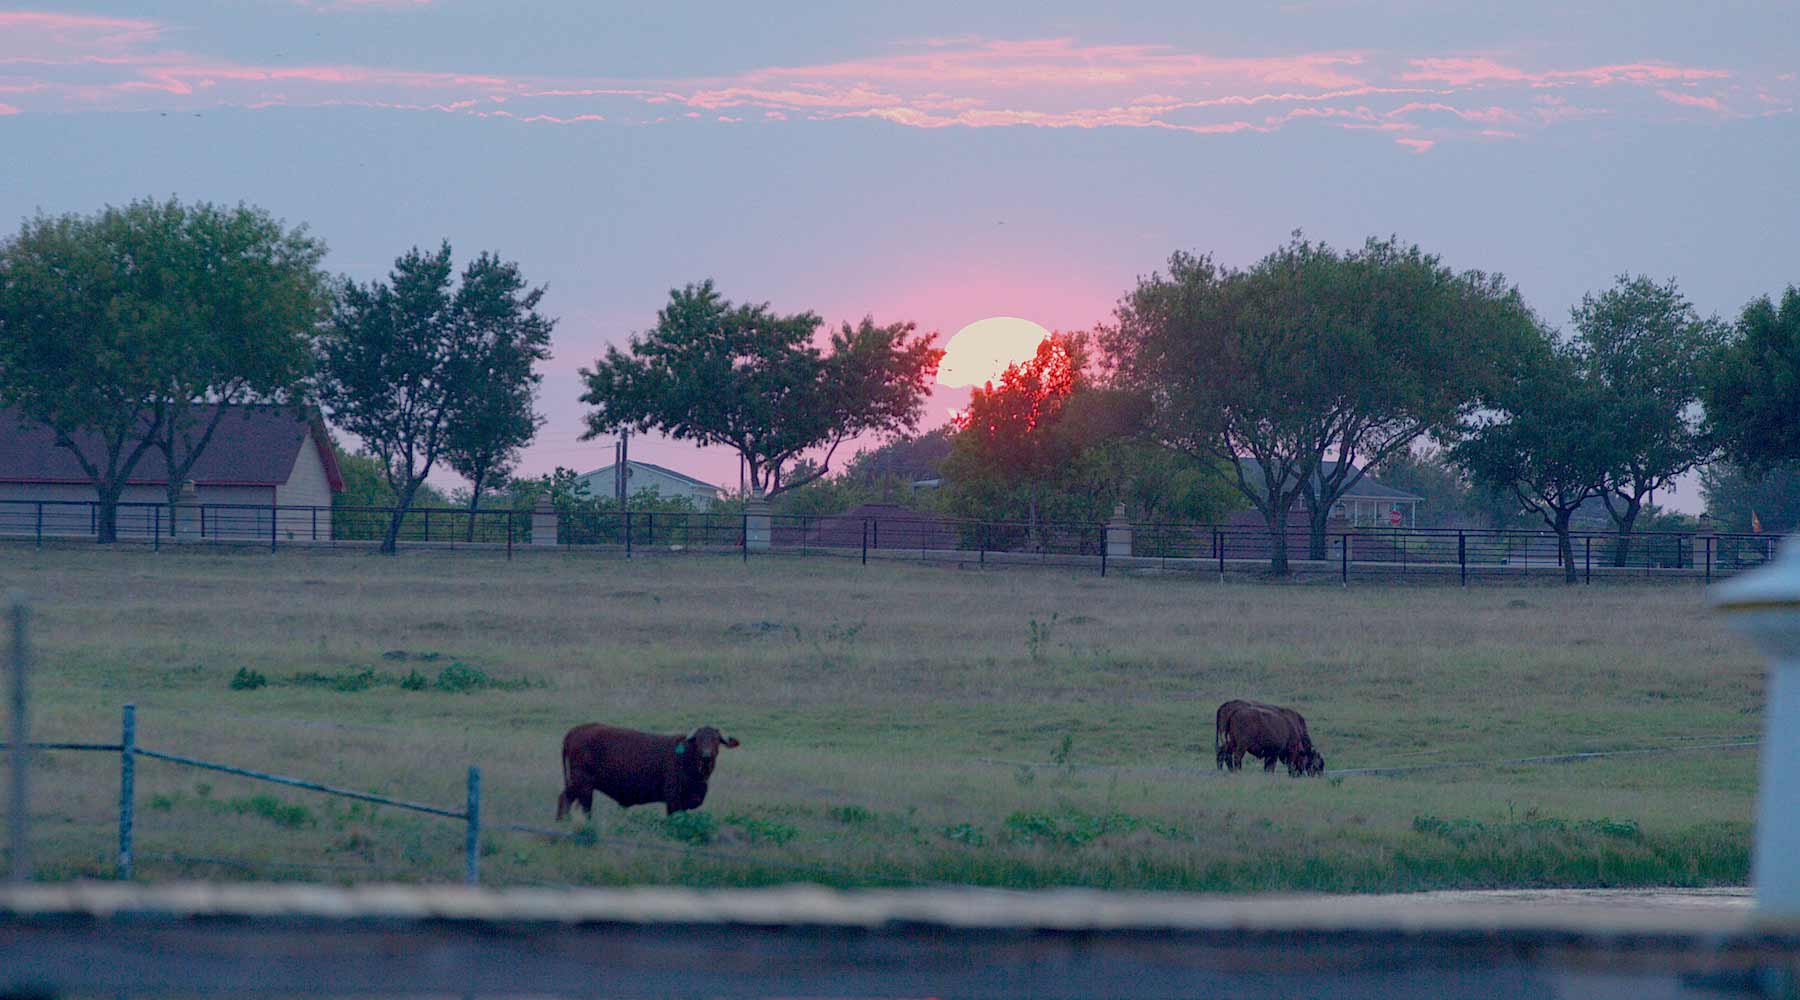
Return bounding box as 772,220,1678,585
556,722,740,820
1215,700,1324,777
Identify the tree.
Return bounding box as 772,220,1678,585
1705,286,1800,472
1571,275,1722,565
1101,236,1539,574
0,198,327,543
318,243,553,554
944,333,1089,537
439,255,555,541
1451,346,1619,584
579,280,941,496
1700,462,1800,536
1370,445,1529,530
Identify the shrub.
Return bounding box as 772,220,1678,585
230,668,267,690
661,811,718,845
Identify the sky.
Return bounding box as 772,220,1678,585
4,2,1798,512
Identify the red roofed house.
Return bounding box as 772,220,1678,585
1,405,345,541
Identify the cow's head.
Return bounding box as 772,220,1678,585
675,726,740,779
1302,749,1326,776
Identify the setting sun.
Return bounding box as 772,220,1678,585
936,316,1052,388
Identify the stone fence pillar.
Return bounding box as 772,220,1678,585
1105,504,1132,560
174,480,202,541
1714,535,1800,914
531,496,558,547
744,493,772,552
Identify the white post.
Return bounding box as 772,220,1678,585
174,479,202,541
531,496,558,547
744,492,771,553
1713,535,1800,915
1105,504,1132,560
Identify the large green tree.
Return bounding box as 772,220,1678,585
0,198,326,543
1571,275,1722,565
1705,286,1800,472
1101,236,1539,574
439,255,555,541
1700,462,1800,536
1451,344,1619,584
578,280,941,496
318,243,554,554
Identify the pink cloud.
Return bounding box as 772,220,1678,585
1396,137,1436,152
0,19,1777,151
1656,89,1727,112
0,102,18,115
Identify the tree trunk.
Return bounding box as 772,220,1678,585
95,483,123,545
381,481,420,555
1554,509,1577,585
464,477,485,543
1263,506,1290,577
1306,499,1330,562
1611,498,1642,567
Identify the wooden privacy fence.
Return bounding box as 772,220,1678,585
2,704,483,884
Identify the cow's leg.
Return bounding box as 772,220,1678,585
1263,754,1278,773
556,789,572,821
1230,747,1246,771
579,789,595,818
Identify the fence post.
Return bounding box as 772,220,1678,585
506,512,514,561
1706,535,1714,583
153,505,161,552
35,503,42,548
1216,528,1225,580
625,511,634,559
270,503,278,553
1585,536,1592,584
1458,531,1467,586
464,765,481,886
862,520,869,565
118,703,135,880
1341,533,1348,585
8,599,29,882
648,512,655,548
312,507,318,542
741,514,748,564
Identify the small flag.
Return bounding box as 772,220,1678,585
1752,510,1763,534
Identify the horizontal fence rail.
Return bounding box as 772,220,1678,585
4,704,481,884
0,497,1785,583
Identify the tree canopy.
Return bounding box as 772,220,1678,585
0,198,327,542
1450,343,1619,583
1569,274,1721,563
317,243,553,553
1102,235,1540,573
1705,286,1800,472
578,280,941,496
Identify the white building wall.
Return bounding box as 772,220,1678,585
274,432,334,541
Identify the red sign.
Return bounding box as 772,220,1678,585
1388,508,1403,526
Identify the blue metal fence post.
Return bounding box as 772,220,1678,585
1341,532,1348,585
118,704,135,880
465,766,481,885
1706,536,1714,583
270,504,278,553
153,506,160,551
625,511,633,559
1585,536,1592,585
1459,531,1467,587
35,503,42,548
862,519,869,565
506,511,514,561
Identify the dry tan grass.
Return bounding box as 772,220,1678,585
0,543,1766,890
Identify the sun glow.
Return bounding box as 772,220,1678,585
936,316,1052,388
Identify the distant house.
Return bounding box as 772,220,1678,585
0,405,344,539
574,460,722,508
1235,459,1424,528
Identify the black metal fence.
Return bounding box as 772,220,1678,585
0,497,1784,583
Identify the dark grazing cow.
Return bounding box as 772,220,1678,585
556,722,740,820
1215,700,1324,777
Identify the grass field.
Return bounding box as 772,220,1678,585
0,543,1768,892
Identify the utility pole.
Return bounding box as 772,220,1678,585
616,428,630,512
